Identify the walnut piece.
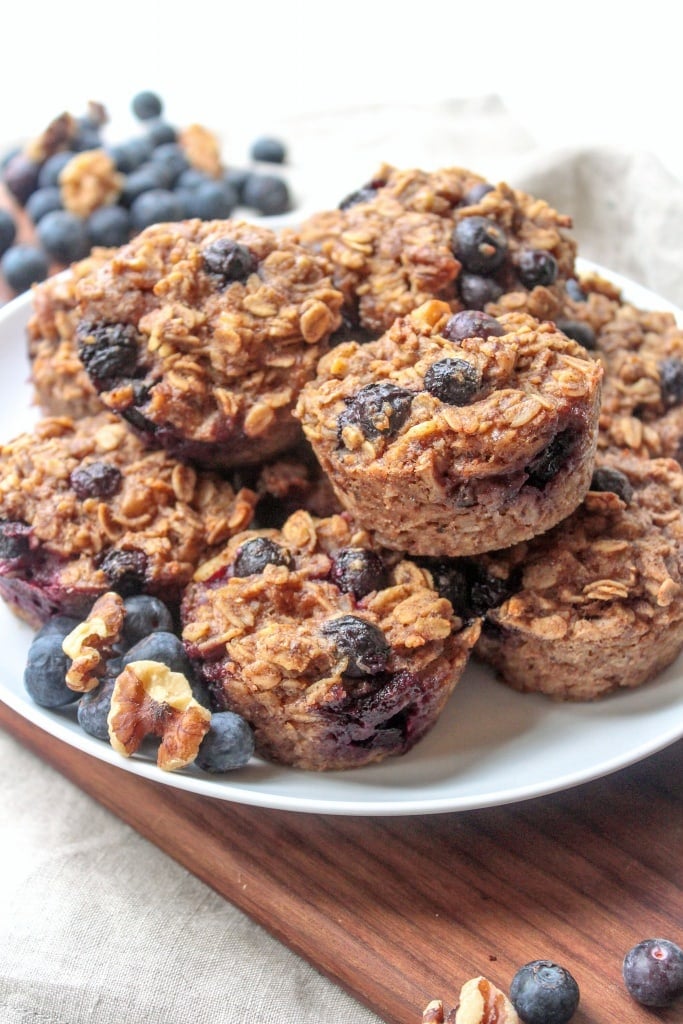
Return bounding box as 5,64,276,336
423,978,520,1024
108,660,211,771
63,591,125,692
60,149,124,217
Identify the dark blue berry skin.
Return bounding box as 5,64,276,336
146,120,177,147
149,142,189,184
555,319,596,350
452,216,508,274
35,614,80,640
77,321,140,385
182,180,237,220
23,632,76,708
1,245,49,292
202,238,257,285
70,461,122,499
194,711,255,773
443,309,505,343
107,136,154,174
37,151,74,188
121,595,174,647
130,189,184,231
77,674,117,741
223,167,250,201
122,631,209,705
233,537,294,577
242,172,291,216
565,278,587,302
590,466,633,504
176,167,211,190
460,182,494,206
37,210,91,264
249,135,287,164
72,127,102,152
132,90,163,121
25,186,63,224
0,208,17,257
424,357,482,406
509,960,580,1024
321,615,390,677
87,205,131,247
338,382,414,443
98,548,148,595
458,272,503,310
659,357,683,406
329,547,387,599
525,429,575,488
516,249,558,289
2,152,40,205
622,938,683,1007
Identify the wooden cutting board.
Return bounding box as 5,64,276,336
1,699,681,1024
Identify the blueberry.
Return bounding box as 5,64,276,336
182,180,238,220
622,938,683,1007
421,558,517,621
122,594,174,646
329,547,387,598
176,167,211,190
249,135,287,164
451,216,508,274
424,357,482,406
23,632,76,708
1,245,49,292
37,209,91,264
659,356,683,406
146,120,177,147
202,237,257,285
77,674,116,740
525,429,575,488
241,172,291,216
510,960,580,1024
442,310,505,343
2,152,40,205
459,182,495,206
194,711,255,773
338,382,414,443
555,318,596,350
35,614,80,640
70,461,122,499
87,205,131,247
590,466,633,504
122,630,208,704
565,278,587,302
130,188,185,231
0,519,31,560
120,162,172,206
107,136,154,174
0,208,17,257
223,166,250,201
321,614,390,677
77,321,140,385
338,177,386,210
98,548,148,595
25,186,63,224
233,537,294,577
72,127,102,152
132,90,164,121
458,273,503,310
37,150,74,188
516,249,558,289
149,142,189,184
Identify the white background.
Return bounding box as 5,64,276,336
1,0,680,182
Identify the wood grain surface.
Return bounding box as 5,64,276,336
1,699,681,1024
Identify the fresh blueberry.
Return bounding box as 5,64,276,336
233,537,294,577
1,245,49,292
77,321,140,385
509,959,580,1024
659,356,683,406
146,119,177,147
132,90,164,121
130,188,184,231
149,142,189,184
37,209,91,264
176,167,211,190
458,273,503,310
442,309,505,343
424,357,482,406
338,382,414,443
202,238,257,285
35,614,80,640
72,127,102,152
23,632,76,708
241,172,291,216
516,249,558,289
107,136,154,174
38,150,74,188
87,205,131,247
122,630,208,704
70,460,122,499
590,466,633,504
0,519,31,560
249,135,287,164
565,278,587,302
194,711,255,773
121,162,175,205
122,594,174,646
2,152,40,205
555,319,597,350
622,938,683,1007
0,208,17,257
451,216,507,274
321,614,390,677
223,167,250,202
25,186,63,224
77,674,116,741
182,179,238,220
525,429,575,488
329,547,387,598
98,548,148,595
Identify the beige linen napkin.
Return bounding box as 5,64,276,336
1,94,682,1024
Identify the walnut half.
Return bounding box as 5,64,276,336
423,978,520,1024
108,660,211,772
63,591,125,692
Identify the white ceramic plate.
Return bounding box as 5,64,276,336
0,259,682,816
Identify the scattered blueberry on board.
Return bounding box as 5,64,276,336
509,960,580,1024
0,89,294,295
622,937,683,1007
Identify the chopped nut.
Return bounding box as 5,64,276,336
59,150,124,217
108,660,211,771
454,977,520,1024
63,591,125,692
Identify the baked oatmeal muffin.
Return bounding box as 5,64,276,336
181,510,481,771
295,300,603,558
475,449,683,699
0,412,256,626
289,163,577,336
27,250,112,418
73,219,344,468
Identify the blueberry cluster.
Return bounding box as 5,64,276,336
0,90,292,294
23,593,254,773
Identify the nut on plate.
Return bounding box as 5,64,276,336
108,659,211,771
63,591,125,692
423,977,520,1024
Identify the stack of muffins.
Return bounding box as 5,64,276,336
2,162,682,771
